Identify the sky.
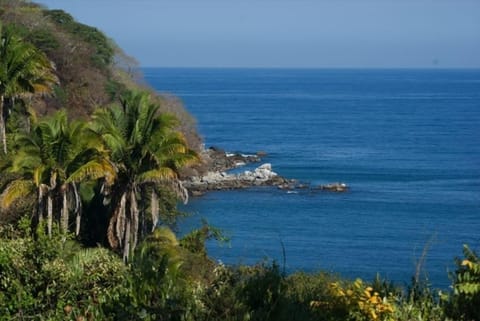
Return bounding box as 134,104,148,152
38,0,480,68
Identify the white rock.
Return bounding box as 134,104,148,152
201,171,224,183
253,163,277,180
257,163,272,171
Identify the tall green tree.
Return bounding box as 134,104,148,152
0,110,114,236
90,90,198,261
0,22,58,154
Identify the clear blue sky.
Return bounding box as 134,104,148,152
39,0,480,68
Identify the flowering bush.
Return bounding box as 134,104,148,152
446,244,480,321
311,278,395,321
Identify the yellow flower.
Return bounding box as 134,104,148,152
369,295,379,304
461,259,473,269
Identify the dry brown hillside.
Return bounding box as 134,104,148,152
0,0,200,148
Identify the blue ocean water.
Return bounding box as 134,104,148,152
144,68,480,288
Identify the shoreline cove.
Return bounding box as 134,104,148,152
151,68,480,289
182,147,349,196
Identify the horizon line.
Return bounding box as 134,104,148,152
140,66,480,70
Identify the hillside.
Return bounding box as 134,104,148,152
0,0,200,147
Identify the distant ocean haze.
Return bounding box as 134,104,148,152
144,68,480,288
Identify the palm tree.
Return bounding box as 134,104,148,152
0,110,114,236
0,22,58,154
90,90,198,261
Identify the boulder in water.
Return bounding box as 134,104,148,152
317,182,348,192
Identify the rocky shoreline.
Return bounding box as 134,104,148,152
182,147,348,196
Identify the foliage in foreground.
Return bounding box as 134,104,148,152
445,245,480,321
0,219,128,320
1,218,479,321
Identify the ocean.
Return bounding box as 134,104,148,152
143,68,480,288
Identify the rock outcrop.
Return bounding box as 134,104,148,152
315,182,348,192
183,148,349,196
182,163,293,196
202,147,263,172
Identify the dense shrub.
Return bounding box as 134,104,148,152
283,272,349,321
0,221,130,320
124,227,205,321
445,244,480,321
44,9,114,69
1,217,479,321
326,278,396,321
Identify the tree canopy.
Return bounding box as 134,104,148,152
0,21,58,153
90,90,198,260
0,110,114,236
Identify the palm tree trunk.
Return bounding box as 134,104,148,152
107,214,118,249
47,175,57,237
37,185,46,224
123,219,131,263
173,180,189,205
47,194,53,237
107,192,127,249
116,192,127,246
151,189,159,232
60,185,68,233
130,188,139,253
72,183,82,236
0,95,7,154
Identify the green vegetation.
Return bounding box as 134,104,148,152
1,220,479,320
0,110,114,236
0,1,478,320
0,89,198,256
444,245,480,320
0,21,58,153
44,9,114,69
0,0,198,145
90,90,198,261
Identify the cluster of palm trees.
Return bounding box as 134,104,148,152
0,90,199,261
0,21,199,261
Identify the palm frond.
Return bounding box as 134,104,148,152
67,159,116,184
137,167,176,184
0,22,57,98
149,226,179,247
0,179,34,208
33,165,48,186
137,102,159,146
11,152,42,173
